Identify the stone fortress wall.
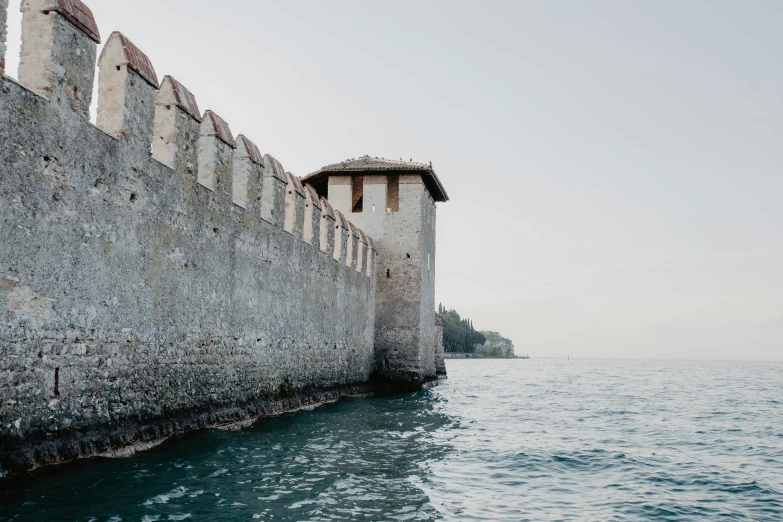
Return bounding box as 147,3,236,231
0,0,406,475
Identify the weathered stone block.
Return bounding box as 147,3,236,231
303,185,322,246
97,32,158,149
233,135,264,211
319,198,336,255
197,110,235,202
284,172,306,239
152,76,201,182
19,0,99,117
261,154,287,228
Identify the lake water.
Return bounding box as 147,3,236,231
1,358,783,521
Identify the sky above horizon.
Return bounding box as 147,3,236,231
5,0,783,360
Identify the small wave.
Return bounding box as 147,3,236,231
289,499,318,509
143,486,187,505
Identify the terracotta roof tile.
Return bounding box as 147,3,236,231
237,135,263,165
203,110,236,148
23,0,101,43
159,76,201,122
263,154,287,182
109,32,158,87
304,185,322,209
286,172,305,196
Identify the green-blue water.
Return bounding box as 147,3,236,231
2,359,783,521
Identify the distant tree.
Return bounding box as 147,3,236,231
436,306,486,353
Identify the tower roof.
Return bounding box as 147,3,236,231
302,156,449,202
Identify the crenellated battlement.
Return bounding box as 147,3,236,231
1,1,375,265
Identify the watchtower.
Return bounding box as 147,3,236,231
303,157,449,387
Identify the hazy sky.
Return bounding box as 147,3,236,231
5,1,783,360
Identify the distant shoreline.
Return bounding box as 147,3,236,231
444,354,529,360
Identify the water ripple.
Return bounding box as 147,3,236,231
1,359,782,520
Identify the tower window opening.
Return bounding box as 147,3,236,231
386,269,392,279
54,367,61,397
351,176,364,212
387,176,399,212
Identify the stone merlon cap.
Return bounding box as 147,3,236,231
286,172,305,196
22,0,101,43
358,229,369,245
237,135,263,165
346,220,360,238
302,155,449,202
100,32,158,87
203,110,236,148
320,198,334,219
333,209,347,228
304,185,322,209
367,236,375,251
263,154,287,182
158,76,201,122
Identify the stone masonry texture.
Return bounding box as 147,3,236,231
0,71,377,474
